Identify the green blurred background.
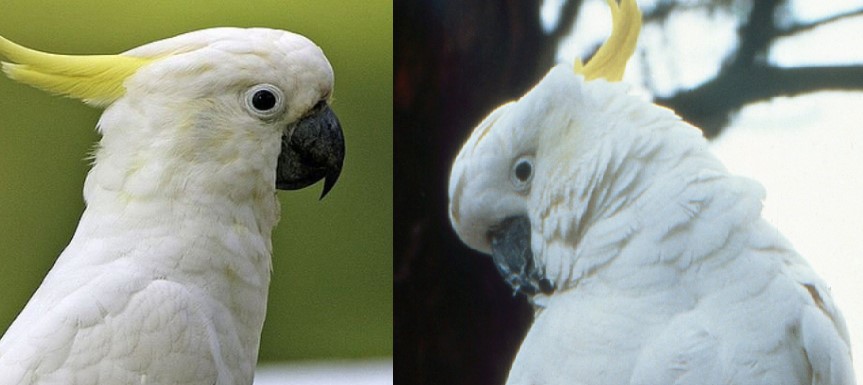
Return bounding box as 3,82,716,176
0,1,392,361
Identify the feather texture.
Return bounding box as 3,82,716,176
0,35,154,106
0,27,338,384
448,64,855,384
574,0,641,81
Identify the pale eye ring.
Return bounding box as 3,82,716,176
244,84,285,119
510,155,534,191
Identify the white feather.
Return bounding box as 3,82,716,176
0,28,335,384
448,64,854,384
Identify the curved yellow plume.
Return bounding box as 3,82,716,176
574,0,641,82
0,35,154,106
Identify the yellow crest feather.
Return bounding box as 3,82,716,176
0,35,154,106
575,0,641,82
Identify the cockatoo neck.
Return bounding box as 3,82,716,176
533,104,765,293
83,96,282,233
65,102,282,361
69,96,283,291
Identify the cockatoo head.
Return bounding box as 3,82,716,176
449,0,641,295
0,28,344,201
447,93,546,294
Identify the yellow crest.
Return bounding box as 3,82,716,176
0,35,154,106
574,0,641,82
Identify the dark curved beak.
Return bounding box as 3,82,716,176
276,102,345,199
489,216,553,296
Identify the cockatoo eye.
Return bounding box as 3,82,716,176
244,84,285,119
511,156,534,191
252,90,276,110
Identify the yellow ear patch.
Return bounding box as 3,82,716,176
0,35,155,106
574,0,641,82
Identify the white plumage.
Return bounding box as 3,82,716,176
0,28,344,384
448,61,854,384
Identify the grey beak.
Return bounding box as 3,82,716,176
489,216,553,296
276,102,345,199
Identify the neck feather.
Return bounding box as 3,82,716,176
533,115,765,291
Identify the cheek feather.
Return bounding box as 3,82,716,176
450,173,467,225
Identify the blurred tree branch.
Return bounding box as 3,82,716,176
657,64,863,137
776,7,863,37
655,0,863,136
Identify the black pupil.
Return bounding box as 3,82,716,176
514,161,532,182
252,90,277,110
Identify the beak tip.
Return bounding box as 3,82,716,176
319,183,333,200
277,103,345,199
318,168,342,200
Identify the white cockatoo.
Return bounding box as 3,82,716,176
0,28,344,384
448,0,855,383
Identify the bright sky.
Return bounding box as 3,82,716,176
547,0,863,377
